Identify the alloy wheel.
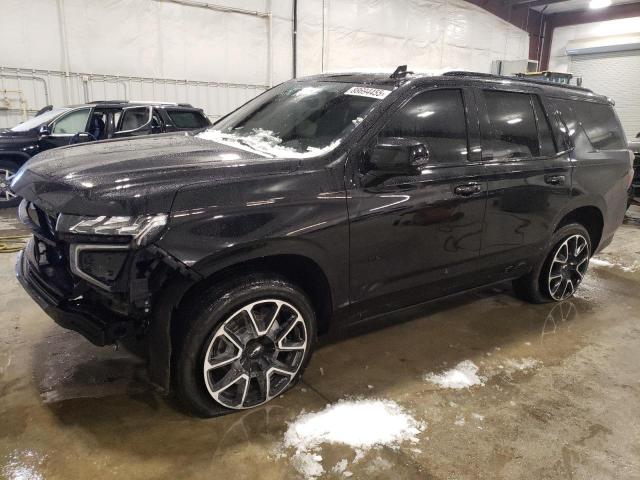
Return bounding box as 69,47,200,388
203,299,308,409
0,168,16,202
547,234,590,301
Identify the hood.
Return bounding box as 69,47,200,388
11,132,297,216
0,129,38,143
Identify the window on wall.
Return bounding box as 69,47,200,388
379,89,469,164
484,90,539,158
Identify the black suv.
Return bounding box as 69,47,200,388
0,101,210,206
12,70,633,416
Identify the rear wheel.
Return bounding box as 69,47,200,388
0,160,20,208
173,273,316,417
513,224,591,303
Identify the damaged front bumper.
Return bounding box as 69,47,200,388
16,244,132,346
16,231,196,347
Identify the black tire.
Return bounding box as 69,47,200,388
172,272,317,417
0,160,21,208
513,223,591,304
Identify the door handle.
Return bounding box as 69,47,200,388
545,174,565,185
454,182,482,196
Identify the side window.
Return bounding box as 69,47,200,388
118,107,150,132
569,100,625,150
553,98,580,142
532,95,557,157
167,110,209,129
380,89,468,164
52,108,91,135
484,90,539,158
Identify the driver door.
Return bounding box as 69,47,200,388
41,107,92,149
347,87,487,318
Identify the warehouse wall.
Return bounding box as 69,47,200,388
548,16,640,72
0,0,529,128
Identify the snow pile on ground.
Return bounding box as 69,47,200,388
424,360,486,389
282,399,424,478
590,257,639,273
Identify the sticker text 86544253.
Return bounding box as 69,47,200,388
344,86,391,99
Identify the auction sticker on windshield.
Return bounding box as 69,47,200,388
344,86,391,99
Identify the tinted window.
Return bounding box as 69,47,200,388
553,99,580,144
167,110,208,129
569,100,625,150
532,95,556,156
52,108,91,135
380,89,468,164
484,90,539,158
119,107,150,131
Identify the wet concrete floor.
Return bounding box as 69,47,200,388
1,207,639,479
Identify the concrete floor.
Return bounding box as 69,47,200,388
1,207,640,480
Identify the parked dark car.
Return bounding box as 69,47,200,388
0,101,210,206
12,69,633,416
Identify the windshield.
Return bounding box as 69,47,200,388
10,107,71,132
198,81,391,158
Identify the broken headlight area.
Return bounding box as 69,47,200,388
56,213,168,247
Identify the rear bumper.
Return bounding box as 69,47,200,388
15,240,134,346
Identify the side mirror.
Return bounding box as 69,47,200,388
365,137,430,176
38,125,51,136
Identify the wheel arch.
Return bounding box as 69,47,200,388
553,205,604,253
147,251,335,393
0,151,30,166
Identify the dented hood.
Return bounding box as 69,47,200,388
11,132,296,216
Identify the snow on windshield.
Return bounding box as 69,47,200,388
197,81,390,159
11,108,70,132
197,128,341,159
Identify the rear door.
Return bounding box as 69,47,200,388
347,87,487,318
475,88,571,278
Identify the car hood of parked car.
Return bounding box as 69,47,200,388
11,132,299,216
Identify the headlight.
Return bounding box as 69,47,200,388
56,213,168,246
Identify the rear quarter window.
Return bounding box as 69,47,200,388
167,110,209,129
567,100,626,150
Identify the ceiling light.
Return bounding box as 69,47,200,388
589,0,611,9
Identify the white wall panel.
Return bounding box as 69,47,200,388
0,0,528,128
297,0,529,75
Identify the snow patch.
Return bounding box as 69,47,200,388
590,257,639,273
504,358,541,373
424,360,486,389
197,128,341,159
283,399,424,479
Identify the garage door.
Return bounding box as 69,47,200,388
570,49,640,140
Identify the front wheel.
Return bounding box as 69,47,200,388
173,273,316,417
513,224,591,303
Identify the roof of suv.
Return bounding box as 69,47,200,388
305,70,610,103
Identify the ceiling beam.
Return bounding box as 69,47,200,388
512,0,570,8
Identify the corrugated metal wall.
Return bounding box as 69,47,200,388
0,67,267,126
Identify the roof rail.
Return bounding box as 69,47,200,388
442,71,593,93
87,100,129,104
